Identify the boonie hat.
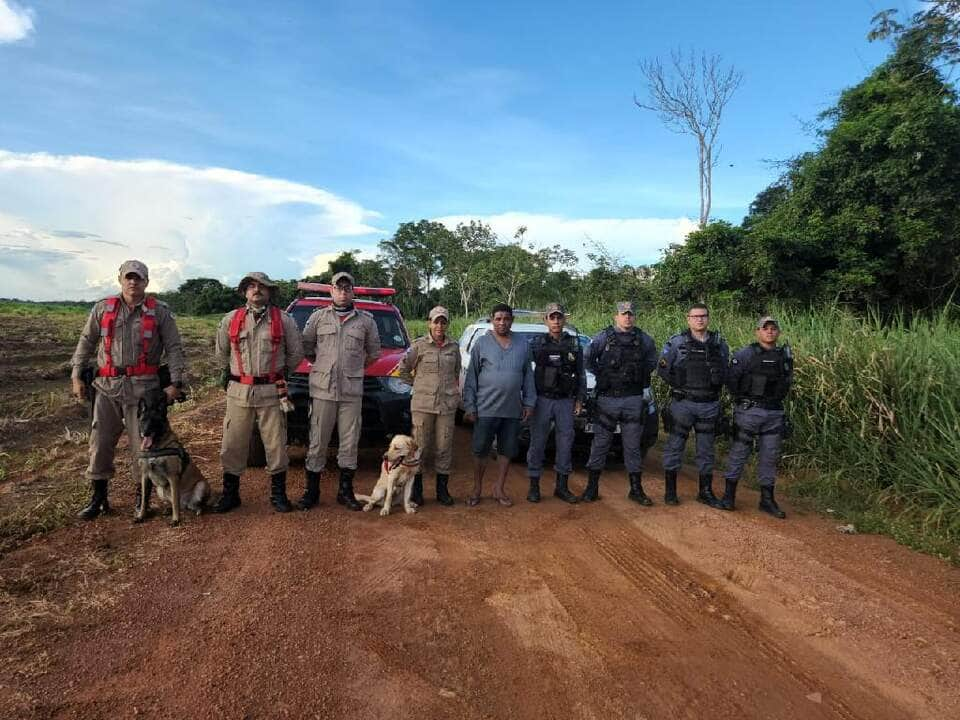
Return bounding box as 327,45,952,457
544,302,566,317
428,305,450,321
756,315,780,329
238,271,278,293
331,271,355,286
118,260,149,280
616,301,635,314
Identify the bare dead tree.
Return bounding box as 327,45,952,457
635,49,743,227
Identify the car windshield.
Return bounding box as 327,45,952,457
290,305,408,348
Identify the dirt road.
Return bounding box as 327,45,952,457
1,395,958,719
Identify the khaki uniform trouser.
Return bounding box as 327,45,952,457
306,398,362,472
85,392,142,483
220,399,289,476
411,410,456,474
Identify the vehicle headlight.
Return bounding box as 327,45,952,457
382,377,413,395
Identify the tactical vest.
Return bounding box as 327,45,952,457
675,331,724,398
532,334,579,398
228,305,284,384
736,343,792,404
97,296,160,377
596,327,649,396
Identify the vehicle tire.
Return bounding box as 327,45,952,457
247,426,267,468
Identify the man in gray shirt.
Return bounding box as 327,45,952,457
462,303,536,507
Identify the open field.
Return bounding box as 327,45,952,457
0,301,958,718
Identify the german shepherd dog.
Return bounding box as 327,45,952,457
136,387,209,526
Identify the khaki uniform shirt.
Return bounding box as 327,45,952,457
215,306,304,408
398,335,461,414
302,306,380,402
71,296,186,405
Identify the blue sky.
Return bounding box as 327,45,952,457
0,0,915,299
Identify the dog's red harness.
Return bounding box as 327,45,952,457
97,296,160,377
228,306,283,385
383,455,422,473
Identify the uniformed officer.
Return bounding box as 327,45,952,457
213,272,304,513
299,271,381,511
582,301,658,504
525,303,583,504
720,315,792,518
397,305,461,507
70,260,187,520
657,303,729,507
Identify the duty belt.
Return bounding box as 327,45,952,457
538,390,576,400
736,398,783,411
671,390,719,403
98,365,159,377
230,374,279,385
598,386,646,398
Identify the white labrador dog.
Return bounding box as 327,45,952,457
355,434,422,516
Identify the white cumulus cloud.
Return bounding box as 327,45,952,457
0,0,34,43
0,150,384,300
433,212,697,268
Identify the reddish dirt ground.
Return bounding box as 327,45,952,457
1,395,959,720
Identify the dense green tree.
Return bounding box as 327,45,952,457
653,221,747,304
745,29,960,308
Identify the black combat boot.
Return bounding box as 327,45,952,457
759,485,786,519
435,473,455,506
526,476,541,503
133,478,154,522
297,470,321,510
77,479,110,520
580,470,601,502
697,473,721,508
410,473,424,506
553,473,578,504
664,469,679,506
627,473,653,506
719,479,738,511
270,471,293,513
213,473,241,513
336,467,363,511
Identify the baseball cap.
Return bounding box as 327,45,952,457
756,315,780,329
428,305,449,321
118,260,149,280
238,271,278,293
331,271,355,286
544,302,566,317
616,301,635,314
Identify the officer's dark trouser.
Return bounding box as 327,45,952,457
587,394,646,474
723,406,784,487
527,396,576,477
662,398,720,473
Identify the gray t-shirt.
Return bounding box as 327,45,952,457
462,331,537,418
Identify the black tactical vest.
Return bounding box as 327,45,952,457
675,331,724,396
596,327,649,395
737,344,792,403
533,334,579,398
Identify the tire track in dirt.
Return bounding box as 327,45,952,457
578,518,889,720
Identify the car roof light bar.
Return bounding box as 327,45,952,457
297,281,397,298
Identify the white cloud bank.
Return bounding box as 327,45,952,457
434,212,697,268
0,151,384,300
0,0,34,43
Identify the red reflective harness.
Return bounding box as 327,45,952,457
97,296,160,377
228,306,283,384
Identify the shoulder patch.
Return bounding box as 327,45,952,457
731,358,739,365
659,357,668,368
